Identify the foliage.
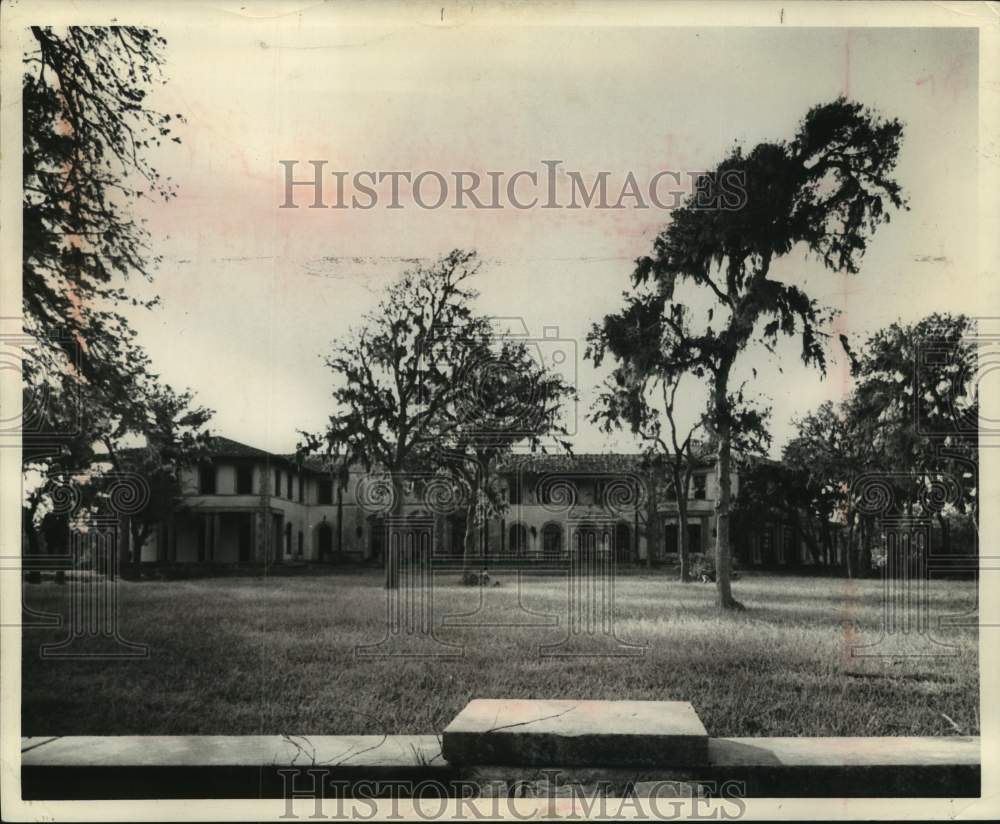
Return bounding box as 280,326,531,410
308,250,574,578
23,26,179,393
21,27,211,558
688,551,740,583
852,313,978,516
111,384,213,557
440,331,575,567
605,98,906,607
754,313,979,575
308,250,487,476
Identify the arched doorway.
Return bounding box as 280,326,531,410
509,523,528,557
317,522,333,561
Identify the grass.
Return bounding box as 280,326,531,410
21,569,979,738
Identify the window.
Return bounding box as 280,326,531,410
297,530,304,556
780,526,792,564
236,465,253,495
298,476,305,503
199,464,216,495
693,474,707,500
286,472,293,499
761,527,773,563
273,468,280,496
318,479,334,505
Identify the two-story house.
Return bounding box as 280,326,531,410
137,436,813,569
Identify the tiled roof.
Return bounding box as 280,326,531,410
202,437,716,475
498,453,644,473
204,436,281,460
497,448,715,474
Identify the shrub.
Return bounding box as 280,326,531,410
690,552,739,582
460,569,491,587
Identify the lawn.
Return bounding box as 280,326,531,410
21,569,979,738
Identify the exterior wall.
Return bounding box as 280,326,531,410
144,452,760,567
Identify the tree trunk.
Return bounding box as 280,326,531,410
845,515,855,579
462,469,481,573
713,363,740,609
801,523,820,564
937,511,951,555
462,509,475,572
860,518,873,577
385,473,403,589
128,517,146,579
677,483,692,583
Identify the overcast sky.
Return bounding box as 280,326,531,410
122,22,978,456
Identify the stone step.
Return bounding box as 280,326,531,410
442,699,709,767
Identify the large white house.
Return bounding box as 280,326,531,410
137,436,817,568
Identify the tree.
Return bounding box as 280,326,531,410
110,385,213,574
22,28,211,568
23,26,179,401
308,250,494,587
588,300,708,582
852,313,978,555
771,313,977,577
627,98,905,608
444,335,574,569
784,401,859,571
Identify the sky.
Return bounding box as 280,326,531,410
120,21,979,457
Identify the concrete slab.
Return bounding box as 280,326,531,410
706,736,980,798
709,736,980,767
21,734,445,768
19,734,980,798
442,699,709,767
